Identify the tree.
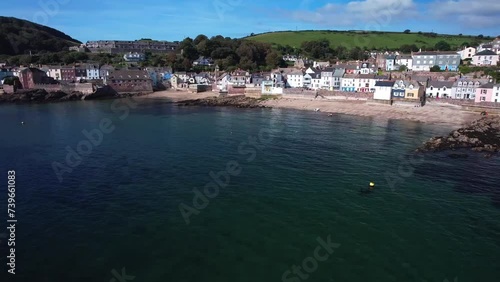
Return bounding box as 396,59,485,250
399,65,407,72
477,34,484,38
3,76,21,88
430,65,441,72
400,44,419,53
434,41,451,51
404,29,411,34
193,34,208,45
265,51,283,68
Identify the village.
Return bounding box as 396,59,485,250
0,37,499,105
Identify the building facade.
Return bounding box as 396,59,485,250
86,40,178,54
106,70,153,93
472,50,499,66
475,83,495,102
426,81,454,98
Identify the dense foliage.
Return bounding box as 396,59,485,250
0,16,80,55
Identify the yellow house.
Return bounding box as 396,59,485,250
404,81,424,100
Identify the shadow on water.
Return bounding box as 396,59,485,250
415,150,500,208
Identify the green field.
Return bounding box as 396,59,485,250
246,30,490,50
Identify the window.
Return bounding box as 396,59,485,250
480,97,486,101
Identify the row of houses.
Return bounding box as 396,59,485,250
1,66,156,94
426,80,500,102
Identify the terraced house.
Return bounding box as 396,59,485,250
412,51,460,71
451,79,489,100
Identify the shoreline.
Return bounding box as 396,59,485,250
143,90,481,127
0,88,486,127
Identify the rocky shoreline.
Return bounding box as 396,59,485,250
0,87,148,104
177,96,268,108
417,116,500,156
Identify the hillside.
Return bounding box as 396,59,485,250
246,30,490,50
0,16,81,55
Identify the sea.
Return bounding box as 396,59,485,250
0,98,499,282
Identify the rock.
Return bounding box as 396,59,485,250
417,116,500,158
177,96,268,109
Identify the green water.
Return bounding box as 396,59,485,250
0,99,499,282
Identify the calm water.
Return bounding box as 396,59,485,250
0,98,499,282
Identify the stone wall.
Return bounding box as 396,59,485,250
34,84,61,92
427,98,500,108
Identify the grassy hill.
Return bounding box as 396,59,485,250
0,16,81,56
246,30,491,50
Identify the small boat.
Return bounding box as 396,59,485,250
314,108,320,112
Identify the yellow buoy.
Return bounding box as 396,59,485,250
369,182,375,188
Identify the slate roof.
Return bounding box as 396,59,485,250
108,70,150,80
358,74,376,79
479,83,495,88
427,81,454,88
474,50,497,56
375,81,395,87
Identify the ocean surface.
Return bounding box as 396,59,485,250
0,98,499,282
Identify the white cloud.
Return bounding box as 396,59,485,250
287,0,416,28
428,0,500,28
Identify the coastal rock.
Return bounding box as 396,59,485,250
416,116,500,156
0,87,141,104
177,96,268,109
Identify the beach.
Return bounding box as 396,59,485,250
141,90,480,127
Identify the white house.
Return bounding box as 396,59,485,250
426,81,454,98
472,50,499,66
386,55,397,71
451,79,488,100
286,71,304,88
374,81,395,100
320,68,335,90
86,65,100,80
47,66,62,80
493,84,500,103
305,67,316,75
262,80,283,95
358,62,376,74
313,61,330,68
395,54,413,70
303,73,312,89
354,74,380,92
310,72,322,90
458,47,476,60
340,74,356,92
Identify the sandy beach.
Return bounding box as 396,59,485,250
137,89,217,102
140,90,480,127
261,98,480,127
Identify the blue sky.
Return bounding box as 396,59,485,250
4,0,499,42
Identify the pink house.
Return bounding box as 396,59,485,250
475,83,494,103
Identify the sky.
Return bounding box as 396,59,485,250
3,0,499,42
